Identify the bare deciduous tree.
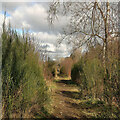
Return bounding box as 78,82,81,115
48,0,119,103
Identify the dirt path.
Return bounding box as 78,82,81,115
51,78,86,119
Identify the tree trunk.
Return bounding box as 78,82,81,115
103,1,111,104
118,1,120,108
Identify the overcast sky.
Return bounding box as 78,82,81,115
0,2,72,60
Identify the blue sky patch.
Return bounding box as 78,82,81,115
1,11,11,17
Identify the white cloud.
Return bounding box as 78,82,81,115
0,13,4,35
1,3,71,60
6,3,68,33
31,32,59,44
30,31,70,59
46,43,56,52
30,32,67,52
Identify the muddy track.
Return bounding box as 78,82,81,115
51,79,86,119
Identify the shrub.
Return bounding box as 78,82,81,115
71,57,86,84
59,66,67,77
2,26,48,118
71,52,104,99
